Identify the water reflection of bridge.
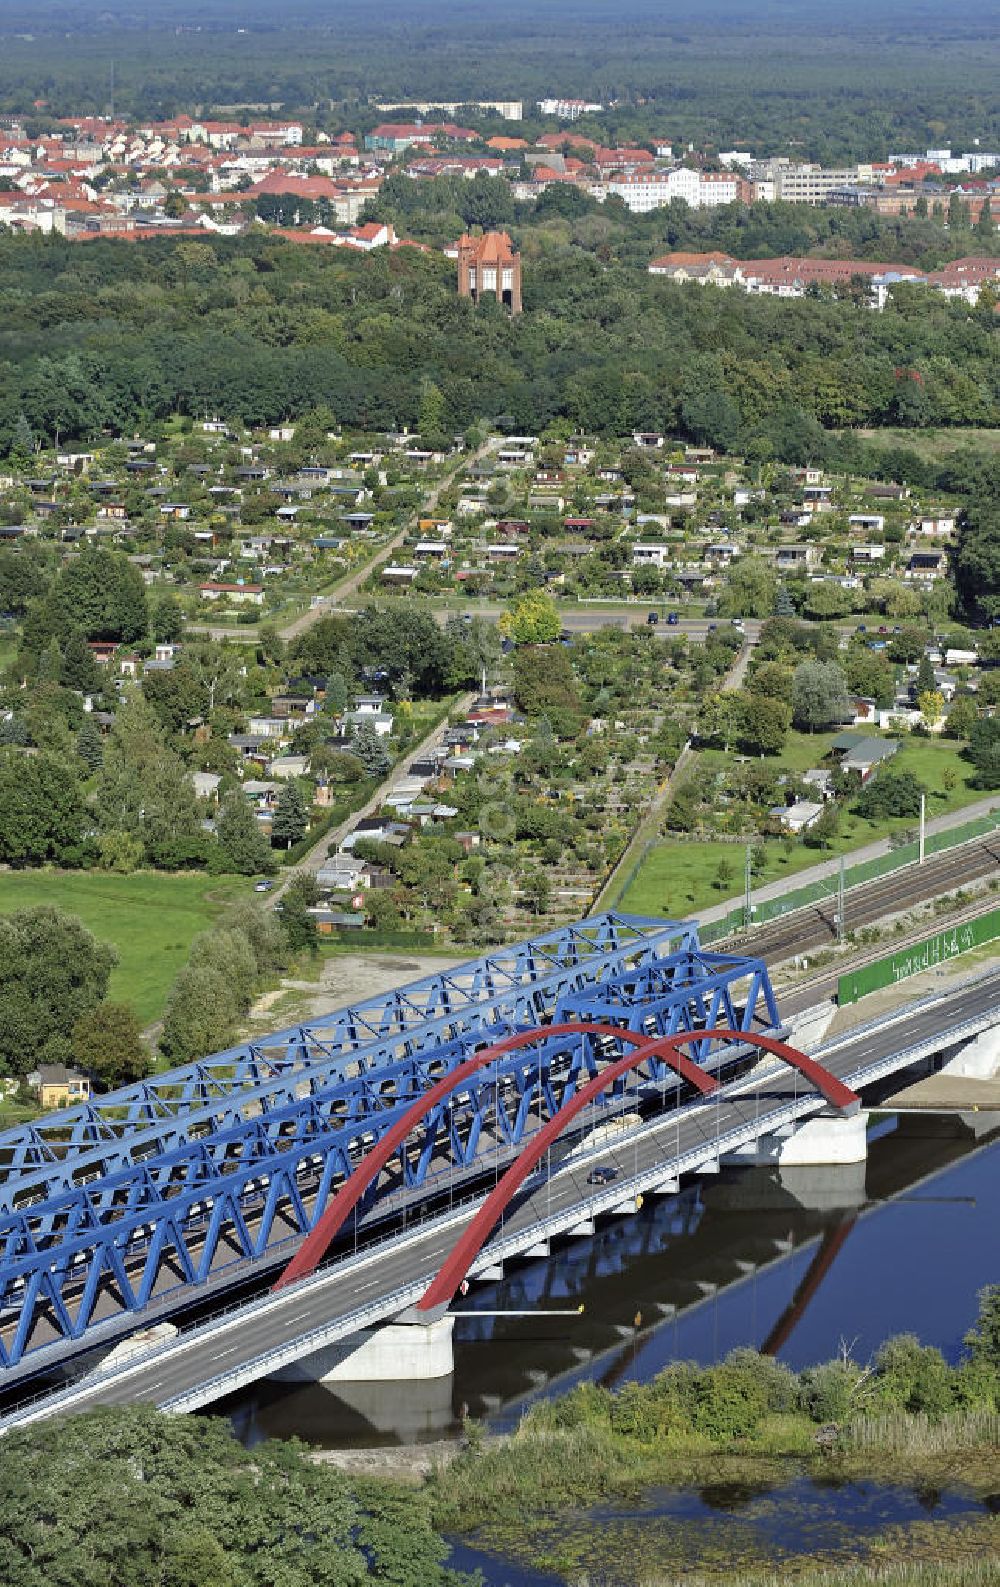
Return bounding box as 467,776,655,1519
226,1115,998,1449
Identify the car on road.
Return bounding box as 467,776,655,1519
666,611,679,625
254,879,274,893
586,1165,619,1185
647,611,659,625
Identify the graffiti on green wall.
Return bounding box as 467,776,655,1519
838,908,1000,1005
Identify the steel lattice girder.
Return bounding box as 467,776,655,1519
0,913,695,1200
0,1027,660,1371
556,951,780,1060
0,930,778,1374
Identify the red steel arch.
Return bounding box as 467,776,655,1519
274,1021,715,1292
666,1028,860,1115
416,1029,859,1313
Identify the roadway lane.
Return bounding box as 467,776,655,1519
18,967,996,1424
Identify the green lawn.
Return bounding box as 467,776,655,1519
849,426,1000,461
622,732,985,919
0,871,251,1027
621,837,838,918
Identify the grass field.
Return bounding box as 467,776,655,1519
0,871,251,1027
849,427,1000,461
620,836,838,918
620,731,986,919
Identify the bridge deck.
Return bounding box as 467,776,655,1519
2,967,995,1431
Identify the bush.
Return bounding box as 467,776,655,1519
854,769,926,820
964,1284,1000,1370
690,1360,770,1442
797,1359,861,1423
722,1348,798,1414
871,1333,956,1419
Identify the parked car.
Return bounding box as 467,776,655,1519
586,1165,619,1186
254,879,274,893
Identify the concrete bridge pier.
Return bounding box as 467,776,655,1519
270,1315,454,1386
721,1107,869,1169
718,1108,869,1211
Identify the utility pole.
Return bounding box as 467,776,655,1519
744,842,753,929
919,793,926,865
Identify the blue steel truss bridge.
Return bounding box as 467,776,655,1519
0,910,995,1426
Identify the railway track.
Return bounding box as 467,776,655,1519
725,836,1000,963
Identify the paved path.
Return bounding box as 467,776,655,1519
268,692,476,907
277,439,499,642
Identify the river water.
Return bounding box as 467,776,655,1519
221,1116,1000,1450
447,1477,999,1587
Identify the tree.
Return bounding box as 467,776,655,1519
160,963,238,1061
966,716,1000,788
60,632,102,694
150,593,184,643
95,695,206,869
55,548,148,644
803,801,840,849
918,689,944,729
714,857,734,891
97,830,144,873
916,653,936,695
351,720,391,779
271,780,310,849
0,1404,460,1587
944,695,977,740
855,769,926,819
216,791,276,875
0,749,87,865
499,590,561,645
72,1003,148,1088
0,906,116,1074
737,692,792,756
791,659,851,731
188,929,259,1014
522,868,551,915
279,872,321,953
8,411,34,467
76,715,104,773
717,557,778,619
512,644,582,725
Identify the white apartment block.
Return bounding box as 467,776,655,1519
604,167,741,213
537,98,603,120
375,99,523,120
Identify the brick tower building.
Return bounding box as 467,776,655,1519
457,230,522,313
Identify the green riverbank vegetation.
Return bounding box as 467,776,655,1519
430,1288,1000,1581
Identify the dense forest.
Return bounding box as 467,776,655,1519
0,0,998,160
0,230,996,465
